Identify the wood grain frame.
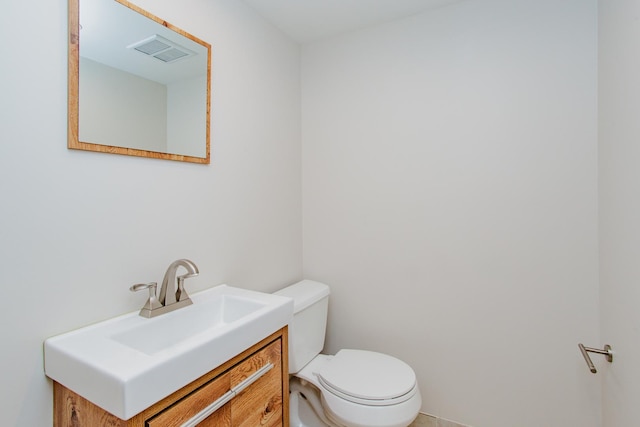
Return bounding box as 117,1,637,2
68,0,211,164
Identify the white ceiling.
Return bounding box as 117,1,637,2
80,0,208,84
242,0,467,43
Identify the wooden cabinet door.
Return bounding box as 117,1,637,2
146,372,231,427
231,339,283,427
145,338,283,427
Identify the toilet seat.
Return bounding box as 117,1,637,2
317,349,417,406
295,351,422,427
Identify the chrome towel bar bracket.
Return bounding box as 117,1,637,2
578,343,613,374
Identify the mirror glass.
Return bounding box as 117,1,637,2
69,0,211,163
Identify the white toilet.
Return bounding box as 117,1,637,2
275,280,422,427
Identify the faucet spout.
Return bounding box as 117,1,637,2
159,259,199,306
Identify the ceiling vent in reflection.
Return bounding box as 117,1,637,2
128,35,196,63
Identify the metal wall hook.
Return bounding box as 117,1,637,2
578,343,613,373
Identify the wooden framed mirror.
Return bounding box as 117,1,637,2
68,0,211,164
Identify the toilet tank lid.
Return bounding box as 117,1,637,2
275,280,330,313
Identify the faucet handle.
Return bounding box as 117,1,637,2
130,282,162,311
176,275,192,302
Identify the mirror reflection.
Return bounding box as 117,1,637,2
69,0,211,163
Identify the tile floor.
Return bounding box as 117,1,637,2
409,413,471,427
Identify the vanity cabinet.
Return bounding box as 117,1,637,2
53,327,289,427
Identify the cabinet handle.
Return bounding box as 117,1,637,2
180,390,234,427
180,363,274,427
233,362,274,394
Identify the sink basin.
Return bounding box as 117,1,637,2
44,285,293,420
111,294,266,355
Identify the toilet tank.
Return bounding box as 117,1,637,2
275,280,330,373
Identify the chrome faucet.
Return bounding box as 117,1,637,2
130,259,199,318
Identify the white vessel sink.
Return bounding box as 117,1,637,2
44,285,293,420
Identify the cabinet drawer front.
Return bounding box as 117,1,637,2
146,372,231,427
231,339,283,427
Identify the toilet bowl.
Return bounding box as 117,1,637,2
275,280,421,427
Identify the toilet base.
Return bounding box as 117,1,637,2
290,377,340,427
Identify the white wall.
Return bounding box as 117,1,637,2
80,57,168,152
301,0,599,426
599,0,640,425
167,75,208,157
0,0,301,425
